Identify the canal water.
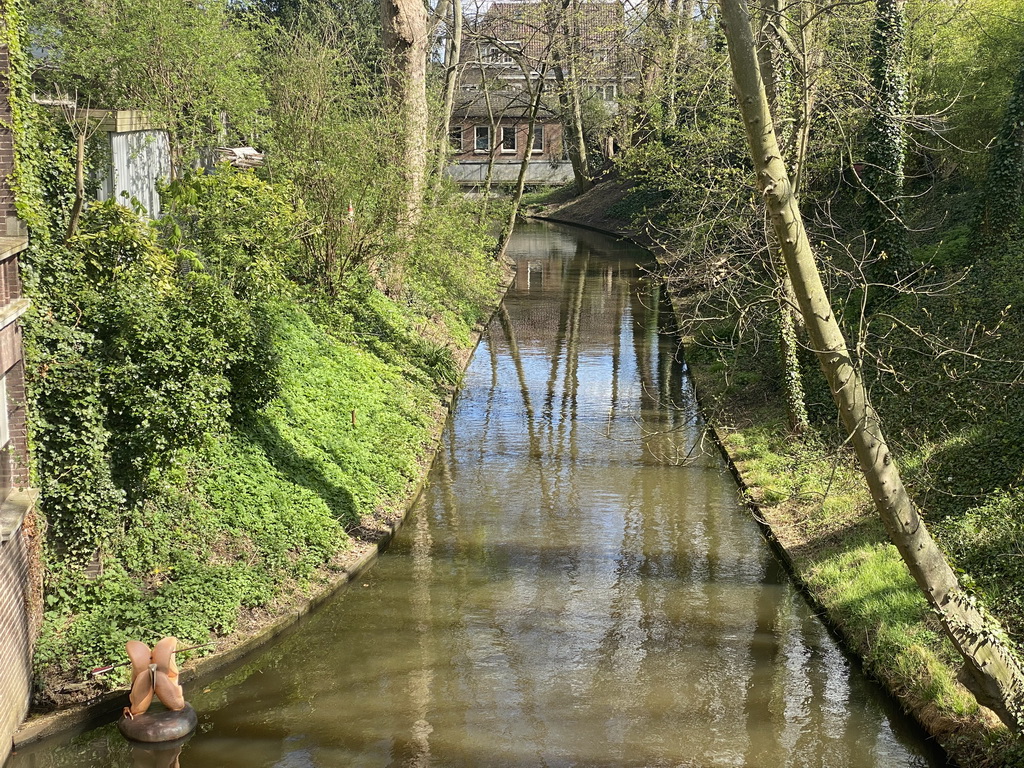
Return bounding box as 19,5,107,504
11,222,946,768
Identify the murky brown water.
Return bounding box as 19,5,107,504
11,222,947,768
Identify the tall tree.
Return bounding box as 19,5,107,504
977,52,1024,243
28,0,266,172
862,0,911,291
754,0,809,434
434,0,464,182
549,0,592,193
382,0,430,233
720,0,1024,732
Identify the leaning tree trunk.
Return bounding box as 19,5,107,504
720,0,1024,733
495,63,549,261
862,0,911,292
382,0,429,235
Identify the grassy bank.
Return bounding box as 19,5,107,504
31,263,507,706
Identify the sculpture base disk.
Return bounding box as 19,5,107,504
117,703,197,743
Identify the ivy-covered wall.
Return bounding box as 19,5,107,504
0,0,41,760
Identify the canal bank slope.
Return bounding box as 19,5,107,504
528,180,1021,768
12,265,515,753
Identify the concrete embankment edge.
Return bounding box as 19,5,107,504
11,267,516,754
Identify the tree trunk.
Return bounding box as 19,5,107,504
550,0,591,194
382,0,429,234
862,0,911,291
65,130,86,243
720,0,1024,733
435,0,463,182
551,62,592,193
495,64,549,261
630,0,669,145
664,0,696,130
755,0,809,434
978,53,1024,242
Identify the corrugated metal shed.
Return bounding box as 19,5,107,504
90,110,172,219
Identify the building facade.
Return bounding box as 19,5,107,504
0,30,40,767
445,0,630,188
446,90,574,185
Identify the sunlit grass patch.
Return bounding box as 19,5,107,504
807,539,978,717
723,423,864,528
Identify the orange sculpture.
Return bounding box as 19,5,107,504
123,637,186,718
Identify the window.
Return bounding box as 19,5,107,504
532,125,544,153
501,125,517,153
475,125,490,152
488,40,522,63
450,126,463,152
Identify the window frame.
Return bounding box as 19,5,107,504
500,125,518,154
532,125,544,153
474,125,491,153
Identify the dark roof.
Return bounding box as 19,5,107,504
461,0,628,77
453,88,559,119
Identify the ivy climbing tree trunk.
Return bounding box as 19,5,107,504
382,0,429,235
720,0,1024,732
978,52,1024,243
755,0,809,433
862,0,911,291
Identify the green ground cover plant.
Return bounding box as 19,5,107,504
4,39,504,697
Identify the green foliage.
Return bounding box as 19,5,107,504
405,191,505,346
262,22,403,292
908,0,1024,173
9,0,497,701
27,0,268,163
159,169,306,300
977,51,1024,242
863,0,911,285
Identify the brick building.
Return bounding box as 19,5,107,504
0,29,39,767
447,90,573,185
445,0,631,187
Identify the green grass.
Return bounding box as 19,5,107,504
34,294,467,692
808,538,977,717
723,425,862,528
520,184,578,207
